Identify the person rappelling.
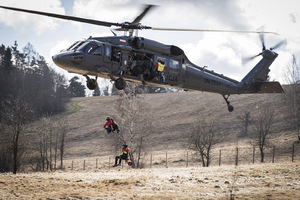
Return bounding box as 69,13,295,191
103,116,120,134
113,144,132,167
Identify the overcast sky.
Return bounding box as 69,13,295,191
0,0,299,90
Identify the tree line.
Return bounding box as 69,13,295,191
0,42,86,173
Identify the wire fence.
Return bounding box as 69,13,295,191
63,143,300,171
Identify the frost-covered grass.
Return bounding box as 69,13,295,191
1,162,300,199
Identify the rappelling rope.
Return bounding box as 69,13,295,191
108,89,126,145
109,95,113,119
122,90,126,145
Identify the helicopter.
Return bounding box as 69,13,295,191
0,5,284,112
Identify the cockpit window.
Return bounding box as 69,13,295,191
76,41,90,52
87,43,102,56
67,41,85,51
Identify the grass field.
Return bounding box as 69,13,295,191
1,162,300,199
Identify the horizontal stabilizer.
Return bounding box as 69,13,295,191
255,82,284,93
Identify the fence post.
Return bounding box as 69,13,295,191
219,150,221,166
109,157,111,169
235,147,239,166
186,151,189,167
71,161,73,170
166,152,168,168
292,143,295,162
83,160,86,170
96,158,98,169
252,146,255,164
272,146,275,163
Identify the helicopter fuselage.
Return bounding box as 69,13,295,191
53,35,275,96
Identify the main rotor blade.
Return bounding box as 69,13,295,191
0,5,278,35
151,27,278,34
0,5,120,27
259,33,266,50
131,5,156,25
270,39,287,50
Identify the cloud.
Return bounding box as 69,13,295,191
0,0,65,34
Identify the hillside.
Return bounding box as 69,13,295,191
2,86,300,200
60,87,298,164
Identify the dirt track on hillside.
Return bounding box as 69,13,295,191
1,162,300,200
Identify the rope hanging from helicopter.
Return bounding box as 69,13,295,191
121,90,126,145
108,89,126,145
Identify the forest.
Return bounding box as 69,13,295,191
0,41,89,173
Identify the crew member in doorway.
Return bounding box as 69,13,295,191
113,144,130,167
154,58,165,83
103,116,119,134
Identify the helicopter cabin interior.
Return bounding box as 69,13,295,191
106,45,182,85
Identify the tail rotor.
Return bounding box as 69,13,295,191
242,33,286,64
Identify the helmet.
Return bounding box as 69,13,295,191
106,116,110,120
122,144,128,148
158,58,162,62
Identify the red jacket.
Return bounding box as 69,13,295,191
103,119,117,129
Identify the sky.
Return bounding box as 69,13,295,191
0,0,300,93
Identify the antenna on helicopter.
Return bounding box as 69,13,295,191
110,30,117,36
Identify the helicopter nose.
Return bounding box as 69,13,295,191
52,53,72,67
52,54,61,66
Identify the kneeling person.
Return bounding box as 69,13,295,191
113,144,130,167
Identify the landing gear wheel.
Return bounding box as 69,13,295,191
87,79,97,90
228,105,234,112
85,75,98,90
222,95,234,112
115,78,126,90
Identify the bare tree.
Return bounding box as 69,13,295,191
36,117,50,171
111,84,155,168
283,55,300,140
58,119,68,170
251,107,276,162
35,116,68,171
188,120,225,167
1,96,33,174
238,111,251,137
0,124,13,172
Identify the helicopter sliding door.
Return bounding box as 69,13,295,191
165,57,180,86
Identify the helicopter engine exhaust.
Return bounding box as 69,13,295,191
129,37,183,56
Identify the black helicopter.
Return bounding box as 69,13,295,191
0,5,284,112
